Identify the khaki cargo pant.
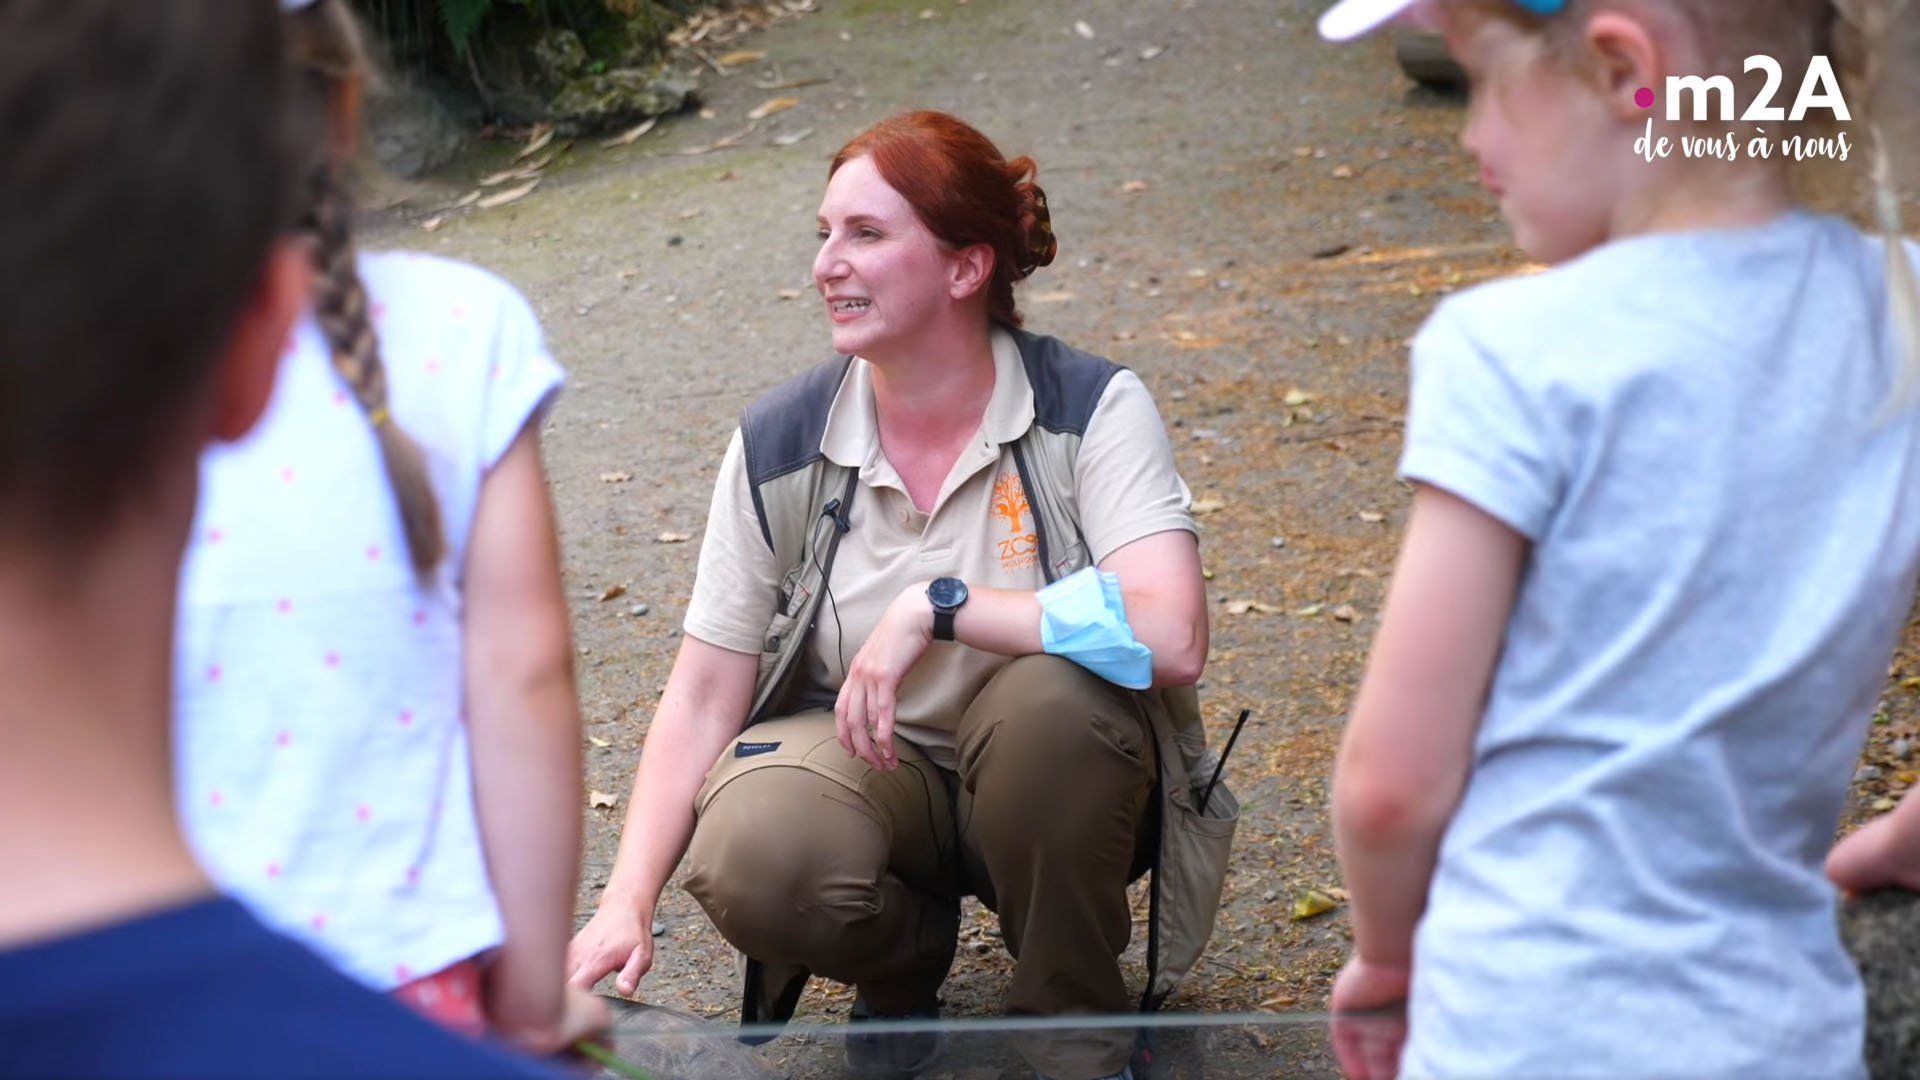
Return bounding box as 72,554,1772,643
684,655,1157,1080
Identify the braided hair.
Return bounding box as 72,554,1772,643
289,0,444,577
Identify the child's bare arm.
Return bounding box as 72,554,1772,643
1830,788,1920,895
1333,485,1527,968
463,423,584,1052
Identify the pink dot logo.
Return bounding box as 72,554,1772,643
276,730,292,748
209,790,223,807
207,665,222,683
277,598,293,615
1635,86,1656,109
356,804,372,822
266,863,281,878
324,652,341,668
366,545,382,562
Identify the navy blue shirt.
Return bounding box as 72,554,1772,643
0,897,561,1078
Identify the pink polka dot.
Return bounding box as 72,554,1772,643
332,389,349,407
398,709,414,727
207,665,222,682
276,730,292,748
206,528,224,544
451,302,469,321
395,963,413,982
488,363,502,381
280,467,296,484
412,610,428,626
366,545,382,562
310,914,327,930
323,652,341,668
208,790,223,808
266,862,281,878
372,301,388,321
406,866,421,886
425,356,442,375
277,598,293,615
356,804,372,823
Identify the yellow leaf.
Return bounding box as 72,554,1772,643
599,583,627,602
716,49,767,66
1191,497,1227,515
476,178,540,210
1226,600,1253,616
1120,179,1149,194
587,735,611,749
1874,797,1898,811
1283,388,1313,406
747,96,800,121
588,790,619,809
1291,889,1340,921
1295,603,1324,617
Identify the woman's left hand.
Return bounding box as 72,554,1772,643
835,582,933,771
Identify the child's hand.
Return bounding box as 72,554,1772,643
1829,802,1920,896
1329,955,1410,1080
496,985,611,1059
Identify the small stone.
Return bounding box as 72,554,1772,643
1271,536,1287,548
1859,765,1885,783
1263,890,1278,902
1896,738,1913,759
651,919,665,937
629,603,650,617
667,235,684,247
1170,389,1187,401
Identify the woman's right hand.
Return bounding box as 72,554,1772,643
567,900,655,996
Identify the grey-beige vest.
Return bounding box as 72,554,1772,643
737,328,1238,1011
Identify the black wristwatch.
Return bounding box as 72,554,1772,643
927,577,969,641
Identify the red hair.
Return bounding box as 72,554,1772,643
830,110,1056,328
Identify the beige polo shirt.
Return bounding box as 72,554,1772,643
684,328,1194,767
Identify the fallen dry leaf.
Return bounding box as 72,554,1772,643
1295,603,1325,617
599,471,632,484
600,117,659,149
716,48,767,66
1283,388,1314,406
1331,604,1360,622
515,124,556,161
587,735,612,749
1029,290,1076,304
1291,889,1340,921
776,288,804,300
773,127,816,147
1332,164,1356,179
1258,994,1299,1010
673,123,757,156
1226,600,1283,616
755,74,834,91
448,189,484,210
1140,44,1167,60
1073,19,1096,39
1191,497,1227,515
747,95,801,121
599,583,628,603
676,208,704,220
1359,511,1386,523
588,790,619,810
420,216,445,232
657,531,693,544
1120,179,1150,194
476,178,540,210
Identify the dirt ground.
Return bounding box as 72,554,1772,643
359,0,1920,1072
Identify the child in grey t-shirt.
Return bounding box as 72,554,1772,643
1319,0,1920,1077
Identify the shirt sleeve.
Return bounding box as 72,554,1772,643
1398,300,1564,541
682,429,781,655
1075,369,1197,564
475,285,564,471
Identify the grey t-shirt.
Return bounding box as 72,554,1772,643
1398,211,1920,1079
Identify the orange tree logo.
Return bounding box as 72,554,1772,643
991,473,1038,570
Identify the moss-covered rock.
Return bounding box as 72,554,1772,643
547,65,696,135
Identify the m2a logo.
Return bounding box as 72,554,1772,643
1665,56,1851,122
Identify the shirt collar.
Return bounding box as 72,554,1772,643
820,326,1036,469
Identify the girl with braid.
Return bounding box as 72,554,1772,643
173,0,605,1055
1318,0,1920,1076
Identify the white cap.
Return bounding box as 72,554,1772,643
1317,0,1421,41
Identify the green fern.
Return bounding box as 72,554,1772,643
437,0,491,54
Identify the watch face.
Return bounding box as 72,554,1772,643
928,577,969,609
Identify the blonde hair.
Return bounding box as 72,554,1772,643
288,0,446,577
1456,0,1920,401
